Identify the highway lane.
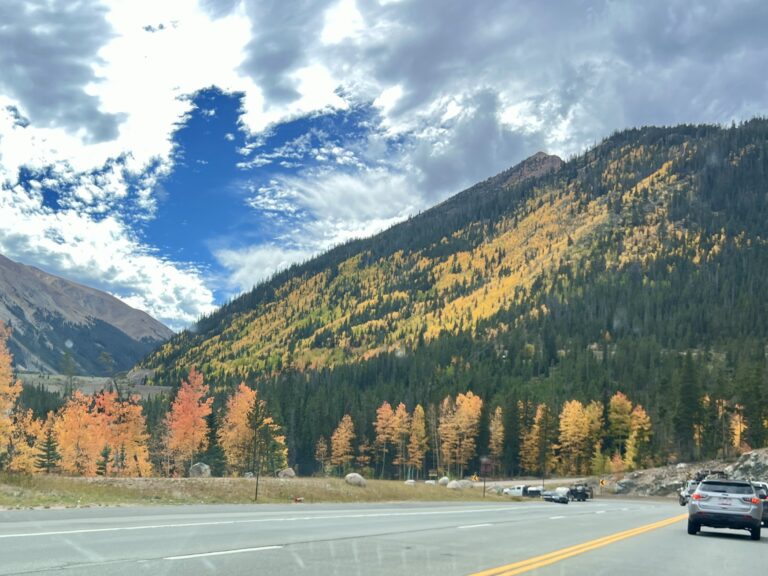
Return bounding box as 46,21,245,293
0,499,762,575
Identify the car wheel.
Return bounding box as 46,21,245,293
750,526,761,541
687,519,699,535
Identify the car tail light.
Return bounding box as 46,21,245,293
692,493,703,500
742,497,761,505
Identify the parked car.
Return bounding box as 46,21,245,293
569,484,591,501
543,487,570,504
687,479,762,540
751,481,768,527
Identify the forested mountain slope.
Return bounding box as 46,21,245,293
140,120,768,473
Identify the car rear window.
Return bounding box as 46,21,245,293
700,482,753,494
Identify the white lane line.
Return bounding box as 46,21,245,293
549,516,566,520
457,523,492,529
596,510,606,514
0,505,549,540
165,545,283,560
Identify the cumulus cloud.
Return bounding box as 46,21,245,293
0,181,215,330
0,0,122,143
1,0,767,326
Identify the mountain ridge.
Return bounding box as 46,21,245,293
0,253,174,374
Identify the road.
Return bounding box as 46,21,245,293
0,498,763,575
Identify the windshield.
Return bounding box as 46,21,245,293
700,482,753,495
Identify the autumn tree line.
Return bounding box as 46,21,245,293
0,324,286,477
313,391,654,480
2,323,765,479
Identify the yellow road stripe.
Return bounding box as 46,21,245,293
470,513,687,576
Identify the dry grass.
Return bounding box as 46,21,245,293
0,474,513,509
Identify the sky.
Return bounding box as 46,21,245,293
1,0,767,330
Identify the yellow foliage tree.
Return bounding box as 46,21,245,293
392,402,411,479
7,409,43,474
54,391,102,476
558,400,590,475
488,406,504,475
331,414,355,474
608,392,633,454
374,401,395,478
406,404,428,478
218,383,257,474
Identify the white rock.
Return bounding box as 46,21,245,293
458,479,474,489
446,480,462,490
188,462,211,478
425,480,436,486
404,479,416,486
438,476,450,486
345,473,367,487
277,467,296,479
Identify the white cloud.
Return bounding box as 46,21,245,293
0,182,215,330
215,244,316,291
2,0,768,327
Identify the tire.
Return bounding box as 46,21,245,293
687,519,699,535
750,526,761,541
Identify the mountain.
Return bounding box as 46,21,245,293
141,120,768,471
0,253,174,374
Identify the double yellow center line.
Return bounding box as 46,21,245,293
470,513,688,576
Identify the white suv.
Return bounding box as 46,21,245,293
688,479,763,540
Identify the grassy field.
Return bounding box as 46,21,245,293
0,474,516,509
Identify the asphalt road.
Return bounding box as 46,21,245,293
0,498,763,575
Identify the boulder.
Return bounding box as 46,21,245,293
425,480,437,486
458,479,474,489
438,476,450,486
446,480,462,490
404,479,416,486
188,462,211,478
244,472,254,478
345,473,367,487
730,448,768,480
278,467,296,479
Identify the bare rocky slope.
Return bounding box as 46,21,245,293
606,449,768,498
0,253,173,374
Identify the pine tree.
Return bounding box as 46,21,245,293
36,417,60,474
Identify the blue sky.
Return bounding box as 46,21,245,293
1,0,767,329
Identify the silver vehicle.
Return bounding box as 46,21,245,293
687,479,763,540
751,482,768,527
678,480,698,506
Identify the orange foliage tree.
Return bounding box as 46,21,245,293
374,401,395,478
330,414,356,474
0,322,22,466
164,367,213,475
